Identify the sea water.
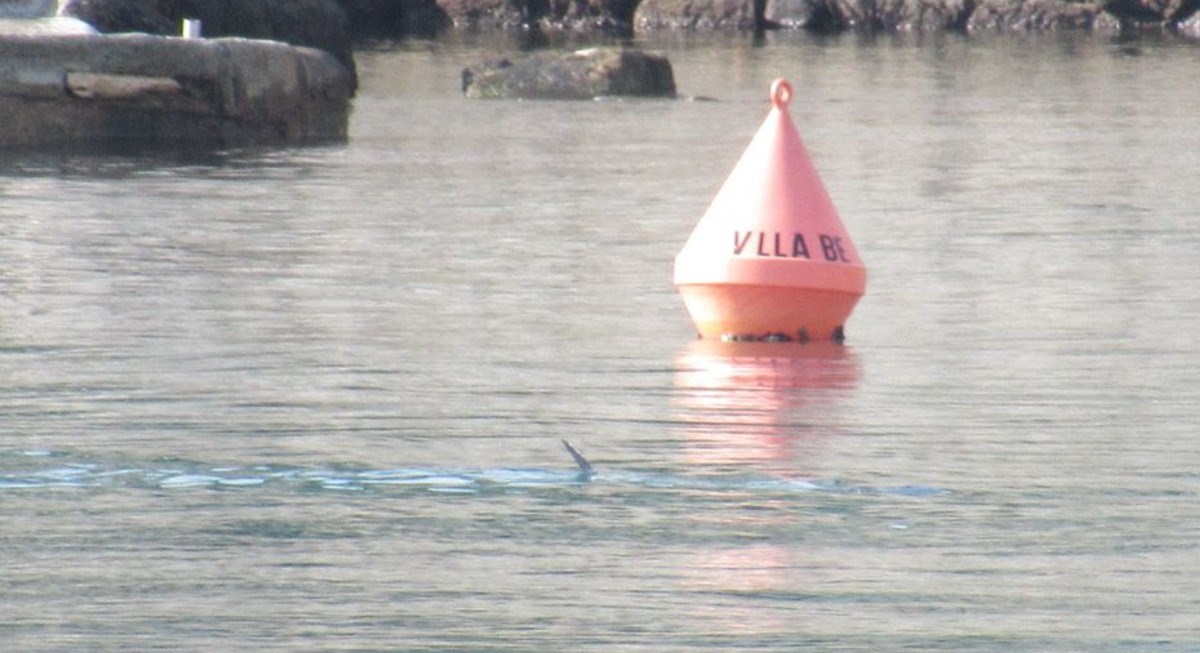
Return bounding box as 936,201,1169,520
2,31,1199,651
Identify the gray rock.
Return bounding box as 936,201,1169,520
0,34,353,147
462,47,676,100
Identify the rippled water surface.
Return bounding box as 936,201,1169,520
2,31,1199,651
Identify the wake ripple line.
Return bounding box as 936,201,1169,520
1,450,949,497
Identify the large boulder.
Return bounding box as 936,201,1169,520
462,47,676,100
0,34,354,147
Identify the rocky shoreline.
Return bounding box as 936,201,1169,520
639,0,1198,34
0,33,353,148
21,0,1200,47
446,0,1198,36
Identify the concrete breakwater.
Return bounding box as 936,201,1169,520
0,33,354,148
34,0,1200,49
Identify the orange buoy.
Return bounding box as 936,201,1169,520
674,78,866,343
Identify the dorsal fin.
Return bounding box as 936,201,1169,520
561,440,593,475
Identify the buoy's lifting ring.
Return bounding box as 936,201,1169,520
770,78,793,108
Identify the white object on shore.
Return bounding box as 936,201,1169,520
182,18,201,39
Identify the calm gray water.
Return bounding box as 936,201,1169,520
2,31,1199,651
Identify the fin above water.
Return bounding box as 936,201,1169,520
561,440,593,476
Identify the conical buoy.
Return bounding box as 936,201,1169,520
674,78,866,343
